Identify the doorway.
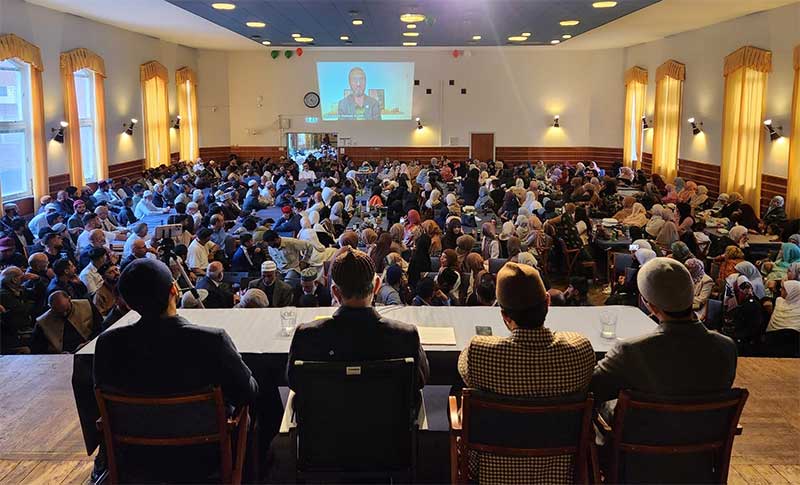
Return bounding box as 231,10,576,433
470,133,495,161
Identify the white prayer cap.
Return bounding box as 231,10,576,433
637,257,694,313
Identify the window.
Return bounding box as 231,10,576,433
0,58,33,199
74,68,99,182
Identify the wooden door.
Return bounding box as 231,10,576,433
470,133,494,161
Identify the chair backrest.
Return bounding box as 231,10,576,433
613,252,634,279
488,258,507,274
95,387,235,484
459,389,594,483
705,299,723,329
710,262,721,282
291,358,418,475
223,271,249,286
430,256,441,272
608,388,748,484
624,266,638,285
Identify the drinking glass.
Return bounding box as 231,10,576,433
281,308,297,336
600,310,618,339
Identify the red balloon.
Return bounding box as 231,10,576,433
296,47,303,57
452,49,460,58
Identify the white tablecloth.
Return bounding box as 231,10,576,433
79,305,655,355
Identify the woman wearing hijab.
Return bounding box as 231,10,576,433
716,245,745,286
497,221,516,258
442,217,463,251
641,183,662,209
623,202,648,228
670,241,695,263
656,221,680,247
612,196,636,222
731,204,760,231
455,234,476,273
651,173,667,194
766,243,800,282
461,168,480,206
723,274,764,342
767,280,800,333
419,219,441,256
329,200,345,229
474,186,493,212
685,258,714,322
481,222,500,260
677,181,697,203
522,191,542,214
344,194,355,217
445,193,462,217
645,204,666,238
464,252,486,302
407,233,433,291
389,223,407,255
673,177,686,193
714,192,742,219
500,190,521,221
369,233,394,274
690,185,710,210
403,209,421,246
662,184,679,204
734,261,766,299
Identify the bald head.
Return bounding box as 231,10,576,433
134,223,148,237
207,261,224,281
89,229,106,247
28,252,49,272
132,239,148,258
48,290,72,315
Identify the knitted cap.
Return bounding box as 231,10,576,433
637,257,694,313
496,262,546,310
261,260,277,273
300,267,317,281
331,247,375,291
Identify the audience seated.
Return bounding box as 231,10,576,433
247,261,293,308
30,291,101,353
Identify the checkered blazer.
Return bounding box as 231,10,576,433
458,327,596,484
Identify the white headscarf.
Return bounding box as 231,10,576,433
344,194,354,212
330,201,344,225
426,189,441,209
767,280,800,332
298,216,324,250
635,248,657,265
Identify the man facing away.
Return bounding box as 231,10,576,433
287,247,428,395
93,258,258,482
457,262,596,484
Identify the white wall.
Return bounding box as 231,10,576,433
0,0,198,177
198,47,626,150
624,2,800,178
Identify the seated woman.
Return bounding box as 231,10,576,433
731,204,761,232
690,185,711,210
656,221,680,249
622,202,648,229
685,258,714,322
670,241,695,264
722,275,765,350
645,204,667,238
717,245,746,287
764,280,800,356
465,272,497,306
441,217,463,251
613,196,636,222
764,243,800,285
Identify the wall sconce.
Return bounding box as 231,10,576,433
172,115,181,130
123,118,138,136
642,116,652,130
763,119,783,141
51,121,68,143
552,115,560,128
416,117,423,130
688,117,703,135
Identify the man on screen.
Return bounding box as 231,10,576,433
337,67,381,120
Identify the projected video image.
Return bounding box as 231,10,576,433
316,62,415,121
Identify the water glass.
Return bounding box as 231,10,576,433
281,308,297,336
600,310,618,339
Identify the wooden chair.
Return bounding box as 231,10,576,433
95,387,249,484
612,252,634,283
283,358,423,483
533,241,553,276
594,388,748,484
559,239,596,279
449,389,597,484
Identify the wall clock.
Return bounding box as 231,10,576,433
304,92,320,108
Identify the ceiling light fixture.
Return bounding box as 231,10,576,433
406,24,417,29
403,32,419,37
291,33,301,38
262,40,271,45
560,20,580,26
521,32,532,37
400,13,426,23
246,21,265,28
688,117,703,135
593,1,618,8
295,37,314,43
508,36,527,42
211,3,236,10
403,42,417,46
340,35,350,41
550,39,561,45
562,34,573,39
352,19,364,25
472,35,482,41
764,119,783,141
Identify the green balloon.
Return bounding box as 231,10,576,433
284,50,293,59
270,50,279,59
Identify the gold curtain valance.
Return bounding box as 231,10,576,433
140,60,168,82
60,48,106,77
724,46,772,76
794,45,800,71
0,33,43,71
656,60,685,82
624,66,648,86
176,67,197,85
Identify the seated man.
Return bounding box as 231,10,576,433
47,258,89,300
0,266,35,353
287,247,429,394
196,261,237,309
30,291,102,353
457,262,596,483
93,259,258,482
186,228,220,276
231,233,262,275
591,257,738,408
247,260,293,308
293,267,332,307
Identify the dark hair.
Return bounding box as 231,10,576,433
475,274,496,305
239,233,253,245
82,213,97,225
89,247,107,262
242,217,258,231
43,231,60,244
569,276,589,296
416,277,435,299
97,262,114,275
501,302,548,329
437,267,459,291
53,258,72,277
175,202,187,214
263,230,278,242
196,228,213,240
676,202,692,221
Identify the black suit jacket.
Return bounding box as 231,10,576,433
287,306,429,391
196,276,235,309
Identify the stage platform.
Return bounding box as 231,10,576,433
0,354,798,484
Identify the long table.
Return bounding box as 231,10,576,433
72,305,655,454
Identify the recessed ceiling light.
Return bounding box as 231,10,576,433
551,39,561,44
291,33,301,38
593,1,618,7
211,3,236,10
403,32,419,37
559,20,580,26
246,21,266,28
352,18,364,25
400,13,426,23
472,35,482,41
508,36,527,42
562,34,572,39
261,40,271,45
406,24,416,29
340,35,350,41
295,37,314,43
403,42,417,46
521,32,532,37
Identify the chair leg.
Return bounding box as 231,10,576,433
590,442,602,484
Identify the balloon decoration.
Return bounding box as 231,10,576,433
270,50,279,59
296,47,304,57
451,49,465,59
284,50,293,59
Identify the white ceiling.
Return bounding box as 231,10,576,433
26,0,800,52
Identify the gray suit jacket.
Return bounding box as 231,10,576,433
248,278,294,308
590,320,737,403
